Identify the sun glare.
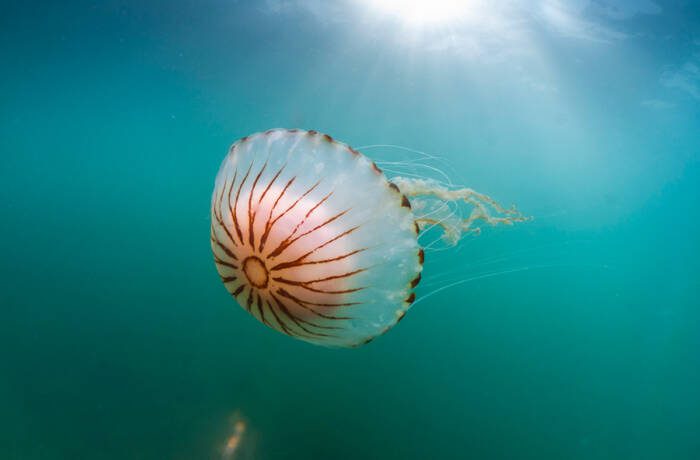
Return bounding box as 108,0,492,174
363,0,474,27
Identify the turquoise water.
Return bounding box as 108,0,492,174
2,1,699,458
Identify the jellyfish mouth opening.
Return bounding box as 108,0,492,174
242,256,269,289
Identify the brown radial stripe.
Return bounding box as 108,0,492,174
418,249,425,264
275,289,360,307
247,161,267,247
264,299,294,336
221,275,238,283
213,188,237,248
257,163,285,207
269,292,337,338
213,177,237,246
269,225,361,271
269,293,308,335
272,276,364,295
261,180,321,257
401,195,411,209
246,290,254,311
225,170,239,243
256,292,272,328
270,248,364,272
232,162,254,246
214,256,238,270
211,234,238,261
276,288,351,320
258,176,296,252
268,190,333,259
404,292,416,304
307,224,361,254
299,284,364,295
232,285,245,298
212,216,235,250
267,207,349,259
288,314,337,337
303,268,367,284
371,162,382,175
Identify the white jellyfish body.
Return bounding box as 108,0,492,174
211,129,526,347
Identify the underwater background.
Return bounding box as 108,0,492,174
2,0,699,458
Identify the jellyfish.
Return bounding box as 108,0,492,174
222,419,246,459
210,129,526,347
220,410,252,460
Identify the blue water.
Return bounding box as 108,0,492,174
2,1,699,458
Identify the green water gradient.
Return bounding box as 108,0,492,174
1,1,698,458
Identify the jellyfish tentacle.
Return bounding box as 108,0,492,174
392,177,529,244
412,217,463,238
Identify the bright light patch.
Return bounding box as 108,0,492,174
363,0,474,27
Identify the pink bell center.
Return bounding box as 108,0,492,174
242,256,269,289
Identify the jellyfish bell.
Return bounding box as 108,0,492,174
210,129,526,347
211,129,419,347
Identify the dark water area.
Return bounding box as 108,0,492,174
1,1,699,458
